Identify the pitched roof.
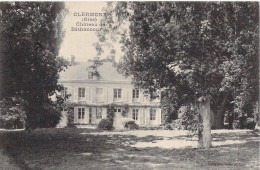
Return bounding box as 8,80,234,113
59,62,131,82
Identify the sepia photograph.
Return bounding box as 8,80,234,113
0,1,259,169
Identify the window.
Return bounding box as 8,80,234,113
132,109,138,120
78,108,85,119
96,88,103,102
113,88,122,100
116,108,121,113
96,108,102,119
150,109,156,120
132,89,139,101
78,88,85,98
88,71,94,79
61,87,68,98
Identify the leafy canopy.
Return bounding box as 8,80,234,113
0,2,69,129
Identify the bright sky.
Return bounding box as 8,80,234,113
59,1,107,62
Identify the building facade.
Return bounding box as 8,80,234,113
58,61,161,128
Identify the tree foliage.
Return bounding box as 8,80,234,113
0,97,25,129
97,2,259,147
0,2,69,129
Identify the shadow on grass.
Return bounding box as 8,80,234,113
0,128,114,169
0,128,259,169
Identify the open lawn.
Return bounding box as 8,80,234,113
0,128,259,170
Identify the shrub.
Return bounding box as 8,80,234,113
163,123,173,130
66,107,76,128
0,117,24,129
37,107,61,128
98,119,113,130
245,118,256,129
106,105,115,123
121,118,133,125
124,120,139,130
0,98,25,129
121,104,129,117
232,120,240,129
178,105,199,133
174,119,184,130
139,126,163,130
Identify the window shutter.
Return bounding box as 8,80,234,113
92,87,96,102
157,109,162,125
92,107,97,123
139,108,143,125
103,87,107,101
128,109,132,119
74,87,78,102
90,88,93,101
145,108,150,125
102,108,107,119
143,110,146,125
85,87,90,101
139,89,144,103
128,88,132,103
85,107,89,123
122,88,127,102
108,88,113,103
74,107,78,123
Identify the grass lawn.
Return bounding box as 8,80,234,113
0,128,259,170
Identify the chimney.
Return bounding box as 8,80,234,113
71,55,75,65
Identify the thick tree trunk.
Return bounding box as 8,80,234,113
198,98,212,148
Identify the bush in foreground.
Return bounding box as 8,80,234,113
123,120,139,130
163,123,173,130
98,119,113,130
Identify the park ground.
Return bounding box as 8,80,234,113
0,128,259,170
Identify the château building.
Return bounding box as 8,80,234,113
58,58,162,128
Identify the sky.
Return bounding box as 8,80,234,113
59,2,108,62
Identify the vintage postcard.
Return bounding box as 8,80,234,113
0,1,259,169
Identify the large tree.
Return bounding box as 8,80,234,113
0,2,69,129
97,2,258,148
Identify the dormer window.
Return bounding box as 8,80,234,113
88,71,94,79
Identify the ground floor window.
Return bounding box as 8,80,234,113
150,109,156,120
96,108,102,119
116,108,121,113
78,108,85,119
132,109,138,120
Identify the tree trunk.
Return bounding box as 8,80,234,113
228,111,234,129
198,97,212,148
254,104,259,130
